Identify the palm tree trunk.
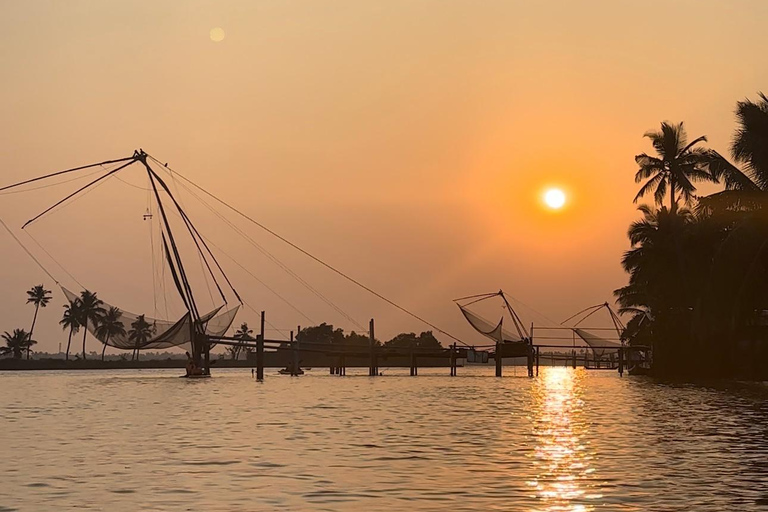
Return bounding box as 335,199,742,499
65,328,73,361
27,304,39,360
101,335,110,361
82,320,88,360
670,174,676,213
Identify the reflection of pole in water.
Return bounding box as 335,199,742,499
527,367,601,512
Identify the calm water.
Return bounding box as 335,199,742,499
2,366,768,511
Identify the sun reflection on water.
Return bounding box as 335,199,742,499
528,368,598,512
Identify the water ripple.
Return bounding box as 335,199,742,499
2,367,768,511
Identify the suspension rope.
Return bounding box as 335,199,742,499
157,163,360,329
562,304,604,326
24,230,85,289
0,217,59,284
148,154,468,345
241,302,290,341
22,159,138,229
201,235,315,324
0,168,106,196
147,190,159,318
0,155,136,193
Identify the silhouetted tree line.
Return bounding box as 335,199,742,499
618,93,768,377
295,322,442,350
2,286,158,362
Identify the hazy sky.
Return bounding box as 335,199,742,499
1,1,767,353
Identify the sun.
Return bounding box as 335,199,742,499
543,188,566,209
210,27,226,42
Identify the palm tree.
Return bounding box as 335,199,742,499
615,205,697,372
694,93,768,355
701,93,768,210
60,300,81,361
25,285,52,359
634,121,716,212
95,307,126,361
128,315,155,361
1,329,34,359
733,92,768,184
77,290,106,360
228,322,253,360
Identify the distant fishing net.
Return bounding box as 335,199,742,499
458,304,522,343
572,328,621,358
62,287,239,350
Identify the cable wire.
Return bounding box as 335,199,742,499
148,153,469,346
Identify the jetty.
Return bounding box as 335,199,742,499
1,151,650,379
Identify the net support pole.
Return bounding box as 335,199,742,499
536,346,540,377
409,343,416,376
495,342,502,377
256,311,265,381
450,343,457,376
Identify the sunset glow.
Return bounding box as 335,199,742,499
0,3,765,511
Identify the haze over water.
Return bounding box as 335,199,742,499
3,367,767,511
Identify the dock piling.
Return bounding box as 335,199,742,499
495,342,502,377
256,310,265,380
369,318,377,376
618,347,624,376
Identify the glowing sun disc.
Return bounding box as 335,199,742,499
544,188,566,209
210,27,226,42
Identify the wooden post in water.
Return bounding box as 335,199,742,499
256,310,265,380
450,343,457,376
291,330,300,377
572,348,577,370
535,346,540,376
495,342,502,377
529,323,535,378
618,347,624,377
409,343,416,376
296,325,301,376
527,347,533,378
369,318,377,376
329,335,335,375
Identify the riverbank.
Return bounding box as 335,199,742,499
0,354,457,371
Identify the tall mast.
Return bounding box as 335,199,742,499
138,151,206,368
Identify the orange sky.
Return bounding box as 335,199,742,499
1,1,767,353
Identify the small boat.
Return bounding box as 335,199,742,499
180,373,212,379
278,368,305,375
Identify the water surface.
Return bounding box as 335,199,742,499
2,366,768,511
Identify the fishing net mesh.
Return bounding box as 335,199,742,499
62,287,238,351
